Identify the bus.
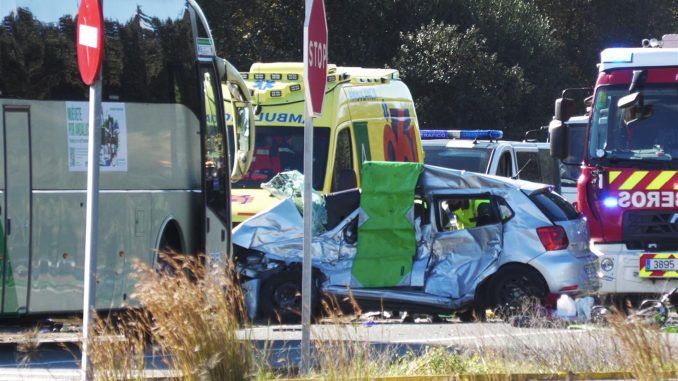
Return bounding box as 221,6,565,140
230,63,423,224
0,0,253,316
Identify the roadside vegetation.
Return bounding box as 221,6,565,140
79,257,676,380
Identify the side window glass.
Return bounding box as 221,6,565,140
332,128,355,191
497,152,512,177
537,148,555,184
496,197,514,222
202,68,228,221
516,151,541,182
437,196,499,231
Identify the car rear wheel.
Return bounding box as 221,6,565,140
456,306,486,322
488,266,547,318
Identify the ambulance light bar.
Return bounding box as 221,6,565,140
420,129,503,140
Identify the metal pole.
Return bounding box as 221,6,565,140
81,75,102,381
300,93,314,375
301,0,314,365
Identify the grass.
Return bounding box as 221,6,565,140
79,260,676,380
83,311,149,381
84,254,253,380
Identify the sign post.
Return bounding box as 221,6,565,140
302,0,327,373
76,0,104,379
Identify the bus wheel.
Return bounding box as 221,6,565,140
156,224,184,276
260,271,317,323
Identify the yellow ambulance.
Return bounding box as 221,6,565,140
229,62,424,224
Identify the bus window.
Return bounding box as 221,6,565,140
332,127,356,191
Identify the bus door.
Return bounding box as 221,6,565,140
1,106,31,314
201,64,231,264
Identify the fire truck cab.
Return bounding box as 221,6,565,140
550,35,678,297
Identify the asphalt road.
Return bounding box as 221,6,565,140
0,318,676,380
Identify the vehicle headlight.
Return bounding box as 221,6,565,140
600,258,614,272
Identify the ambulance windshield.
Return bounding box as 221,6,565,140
232,126,330,190
589,85,678,167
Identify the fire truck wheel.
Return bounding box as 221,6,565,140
260,270,319,323
488,266,547,318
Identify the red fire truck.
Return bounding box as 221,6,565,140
550,35,678,298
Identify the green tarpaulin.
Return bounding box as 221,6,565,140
353,161,423,287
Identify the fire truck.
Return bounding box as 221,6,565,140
549,35,678,297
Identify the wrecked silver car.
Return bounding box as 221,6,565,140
233,162,600,322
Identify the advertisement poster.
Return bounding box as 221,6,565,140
66,102,128,172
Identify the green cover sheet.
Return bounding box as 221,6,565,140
353,161,423,287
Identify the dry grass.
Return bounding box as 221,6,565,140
133,254,253,381
79,261,677,380
84,312,149,381
267,298,677,380
609,313,676,381
83,253,254,381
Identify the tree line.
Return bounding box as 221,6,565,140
202,0,677,139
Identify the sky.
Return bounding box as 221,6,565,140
0,0,187,24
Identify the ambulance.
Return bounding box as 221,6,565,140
230,63,424,224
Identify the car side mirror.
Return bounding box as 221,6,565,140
549,119,569,160
554,97,575,122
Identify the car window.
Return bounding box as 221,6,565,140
496,197,514,222
437,196,500,231
332,127,355,191
530,191,579,221
497,152,512,177
516,151,541,182
537,148,555,184
423,146,492,173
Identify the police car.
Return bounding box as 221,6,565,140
421,129,565,198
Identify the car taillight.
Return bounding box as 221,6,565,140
537,226,569,251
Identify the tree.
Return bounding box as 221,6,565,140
394,22,528,131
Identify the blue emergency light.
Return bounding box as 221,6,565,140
603,197,618,208
601,49,633,63
420,129,503,140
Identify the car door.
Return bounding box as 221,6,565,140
423,194,504,299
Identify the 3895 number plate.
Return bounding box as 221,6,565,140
639,253,678,278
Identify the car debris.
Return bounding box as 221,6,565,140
233,161,601,322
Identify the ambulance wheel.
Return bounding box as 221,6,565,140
489,266,547,318
260,271,319,323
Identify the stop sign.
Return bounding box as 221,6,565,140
77,0,104,85
303,0,328,117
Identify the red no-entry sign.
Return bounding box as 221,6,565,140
77,0,104,85
303,0,328,117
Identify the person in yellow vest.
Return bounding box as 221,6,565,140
442,198,492,231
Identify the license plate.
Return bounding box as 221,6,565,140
639,253,678,278
644,258,678,271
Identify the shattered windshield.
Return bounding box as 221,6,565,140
589,85,678,167
424,146,492,173
233,126,330,190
